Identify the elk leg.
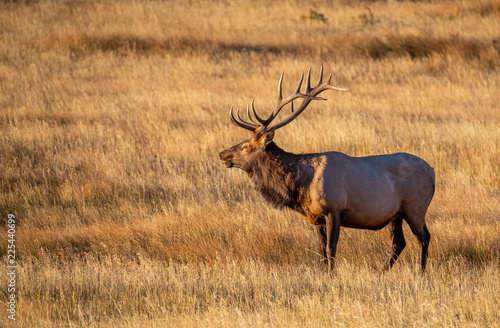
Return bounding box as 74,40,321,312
383,217,406,270
325,212,340,272
405,217,431,272
315,225,327,263
420,224,431,271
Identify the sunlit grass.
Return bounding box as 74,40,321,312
0,0,499,326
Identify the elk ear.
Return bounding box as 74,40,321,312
256,130,275,148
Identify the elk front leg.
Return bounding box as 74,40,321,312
325,212,340,273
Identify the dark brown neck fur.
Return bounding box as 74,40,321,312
251,142,312,212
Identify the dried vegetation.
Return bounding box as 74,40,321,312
0,0,499,326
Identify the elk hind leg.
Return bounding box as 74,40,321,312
325,212,340,273
315,225,327,264
383,217,406,270
405,216,431,272
420,223,431,271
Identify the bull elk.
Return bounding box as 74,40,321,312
219,66,435,272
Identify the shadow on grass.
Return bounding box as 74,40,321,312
64,33,500,69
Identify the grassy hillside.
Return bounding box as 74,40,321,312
0,0,499,326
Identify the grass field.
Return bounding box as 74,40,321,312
1,0,500,326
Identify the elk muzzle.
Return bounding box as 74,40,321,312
219,150,234,168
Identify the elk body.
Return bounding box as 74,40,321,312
219,66,435,271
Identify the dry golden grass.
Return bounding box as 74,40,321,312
0,0,499,326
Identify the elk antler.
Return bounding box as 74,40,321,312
229,65,350,139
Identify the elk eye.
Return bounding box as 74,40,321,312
241,145,248,151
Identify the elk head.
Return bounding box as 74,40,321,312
219,65,349,174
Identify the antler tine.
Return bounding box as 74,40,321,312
240,106,261,128
293,72,304,94
270,71,315,119
254,72,309,130
246,104,256,124
229,66,349,137
251,97,268,125
324,73,350,92
277,71,284,102
306,67,313,93
317,64,324,85
274,71,304,111
252,71,321,139
236,107,249,125
229,106,258,132
317,72,350,93
265,66,350,132
325,84,350,92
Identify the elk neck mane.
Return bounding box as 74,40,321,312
251,142,311,212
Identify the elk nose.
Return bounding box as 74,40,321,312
219,152,222,160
